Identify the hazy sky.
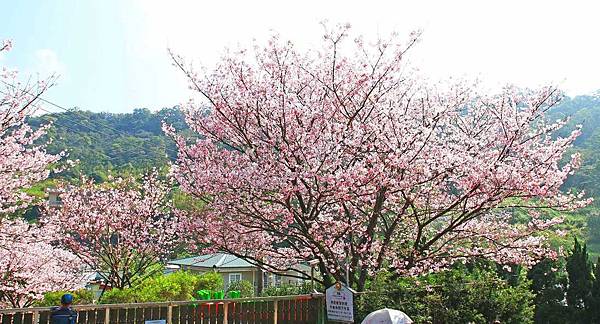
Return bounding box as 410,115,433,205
1,0,599,113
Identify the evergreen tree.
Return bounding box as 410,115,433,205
527,258,568,323
566,238,593,322
590,257,600,323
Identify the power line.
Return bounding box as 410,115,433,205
36,106,177,164
0,82,180,161
1,87,176,162
2,79,180,157
1,80,172,143
0,88,110,137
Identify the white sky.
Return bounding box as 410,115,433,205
4,0,599,112
132,0,600,98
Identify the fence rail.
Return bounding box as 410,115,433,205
0,294,325,324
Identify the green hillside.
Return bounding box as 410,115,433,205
550,94,600,195
28,107,188,182
546,94,600,255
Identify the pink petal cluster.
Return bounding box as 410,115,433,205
44,172,183,289
167,26,589,289
0,218,84,308
0,40,63,214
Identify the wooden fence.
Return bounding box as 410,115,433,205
0,294,325,324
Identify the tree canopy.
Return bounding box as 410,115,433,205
166,26,590,290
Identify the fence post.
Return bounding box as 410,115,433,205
104,307,110,324
167,304,173,324
33,311,39,324
223,302,228,323
273,300,278,324
318,296,325,324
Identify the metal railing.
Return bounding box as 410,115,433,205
0,293,325,324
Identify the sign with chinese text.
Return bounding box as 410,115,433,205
326,282,354,323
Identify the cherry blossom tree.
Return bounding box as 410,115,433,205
0,40,63,215
0,40,79,308
44,172,183,289
0,218,83,308
166,25,590,290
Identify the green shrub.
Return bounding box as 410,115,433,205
35,289,95,306
139,271,202,302
99,287,139,304
355,262,534,324
226,280,254,298
260,282,318,297
99,271,224,304
196,271,224,291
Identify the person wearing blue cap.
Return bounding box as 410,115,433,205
50,293,78,324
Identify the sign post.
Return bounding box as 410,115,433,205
326,282,354,323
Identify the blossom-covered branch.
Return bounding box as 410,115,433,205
0,218,83,308
44,172,183,289
0,40,63,215
167,25,590,290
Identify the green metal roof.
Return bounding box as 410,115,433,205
168,253,254,269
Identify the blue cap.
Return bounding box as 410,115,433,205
61,293,73,304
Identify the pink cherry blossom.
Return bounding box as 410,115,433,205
0,40,63,214
166,26,590,290
0,218,84,308
44,171,184,289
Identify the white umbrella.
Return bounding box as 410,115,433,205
361,308,413,324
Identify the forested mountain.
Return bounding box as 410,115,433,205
28,107,188,181
550,94,600,195
27,94,600,252
546,93,600,255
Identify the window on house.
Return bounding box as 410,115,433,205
229,273,242,285
274,274,282,287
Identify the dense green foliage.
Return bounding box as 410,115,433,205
355,240,600,324
99,271,223,304
226,280,255,298
566,238,594,321
356,261,535,324
591,256,600,323
193,272,225,293
259,282,319,297
34,289,95,307
527,259,569,323
522,239,600,323
547,94,600,255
